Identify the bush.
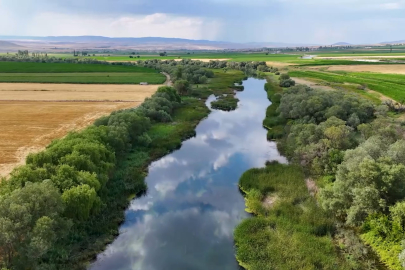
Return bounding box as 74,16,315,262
279,78,296,88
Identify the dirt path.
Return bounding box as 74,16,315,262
162,72,172,86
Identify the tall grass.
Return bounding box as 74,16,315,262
262,81,286,140
235,162,350,270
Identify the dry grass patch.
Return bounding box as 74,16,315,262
292,77,335,91
266,61,293,68
174,58,230,62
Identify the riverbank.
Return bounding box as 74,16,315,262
58,71,247,269
0,68,246,269
89,77,285,269
234,79,386,269
234,80,352,269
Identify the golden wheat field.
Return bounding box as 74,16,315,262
0,83,159,177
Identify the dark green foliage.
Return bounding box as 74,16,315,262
174,79,191,95
279,78,296,87
278,73,296,88
262,81,286,140
0,181,70,269
277,85,375,124
211,95,239,111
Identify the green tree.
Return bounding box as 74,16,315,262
0,181,66,268
174,80,191,96
62,184,99,221
175,66,183,80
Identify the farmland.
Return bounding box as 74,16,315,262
0,61,159,73
0,61,164,178
290,69,405,102
0,72,165,84
323,64,405,74
0,61,165,84
0,84,159,178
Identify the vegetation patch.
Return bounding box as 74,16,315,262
211,95,239,111
235,162,350,270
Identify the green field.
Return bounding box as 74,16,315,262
63,53,303,63
69,52,405,66
290,70,405,101
0,72,165,84
0,61,158,73
0,61,165,84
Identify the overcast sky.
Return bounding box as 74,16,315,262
0,0,404,44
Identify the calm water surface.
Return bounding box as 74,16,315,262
90,78,286,270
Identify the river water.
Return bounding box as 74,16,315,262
90,78,287,270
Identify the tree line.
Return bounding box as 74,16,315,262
273,84,405,268
0,86,181,269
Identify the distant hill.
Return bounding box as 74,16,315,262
0,40,21,48
381,40,405,44
332,42,351,46
0,35,317,50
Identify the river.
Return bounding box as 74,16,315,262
90,78,287,270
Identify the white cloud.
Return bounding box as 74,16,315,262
379,2,404,9
17,12,222,40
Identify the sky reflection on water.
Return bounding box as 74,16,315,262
90,78,286,270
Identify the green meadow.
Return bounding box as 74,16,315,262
0,61,165,84
290,70,405,102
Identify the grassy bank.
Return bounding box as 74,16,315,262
262,80,286,140
234,80,352,270
234,78,389,270
235,162,349,270
58,97,210,269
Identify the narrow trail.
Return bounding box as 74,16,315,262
162,72,172,86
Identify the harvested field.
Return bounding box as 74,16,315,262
174,58,230,62
0,82,160,92
0,83,160,101
266,61,293,68
317,64,405,75
0,83,158,178
0,72,165,84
